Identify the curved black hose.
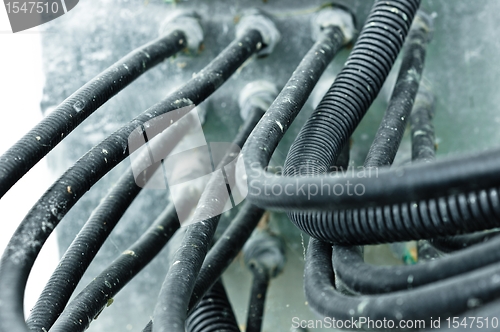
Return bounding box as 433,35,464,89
245,270,269,332
49,203,188,332
0,30,186,199
188,202,265,315
0,28,264,332
26,110,192,332
186,279,240,332
305,238,500,324
331,236,500,295
150,103,266,332
245,132,500,212
429,231,500,253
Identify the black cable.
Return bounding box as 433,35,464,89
410,86,436,163
188,202,265,315
429,231,500,253
305,238,500,325
331,236,500,295
5,1,496,330
144,321,153,332
49,202,189,332
150,103,266,332
0,30,186,200
26,168,142,332
186,279,240,332
0,28,264,332
183,203,264,332
299,2,500,321
243,230,285,332
245,270,269,332
26,109,193,332
245,130,500,212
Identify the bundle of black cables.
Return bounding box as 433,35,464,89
0,9,272,332
242,0,500,328
3,0,500,331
